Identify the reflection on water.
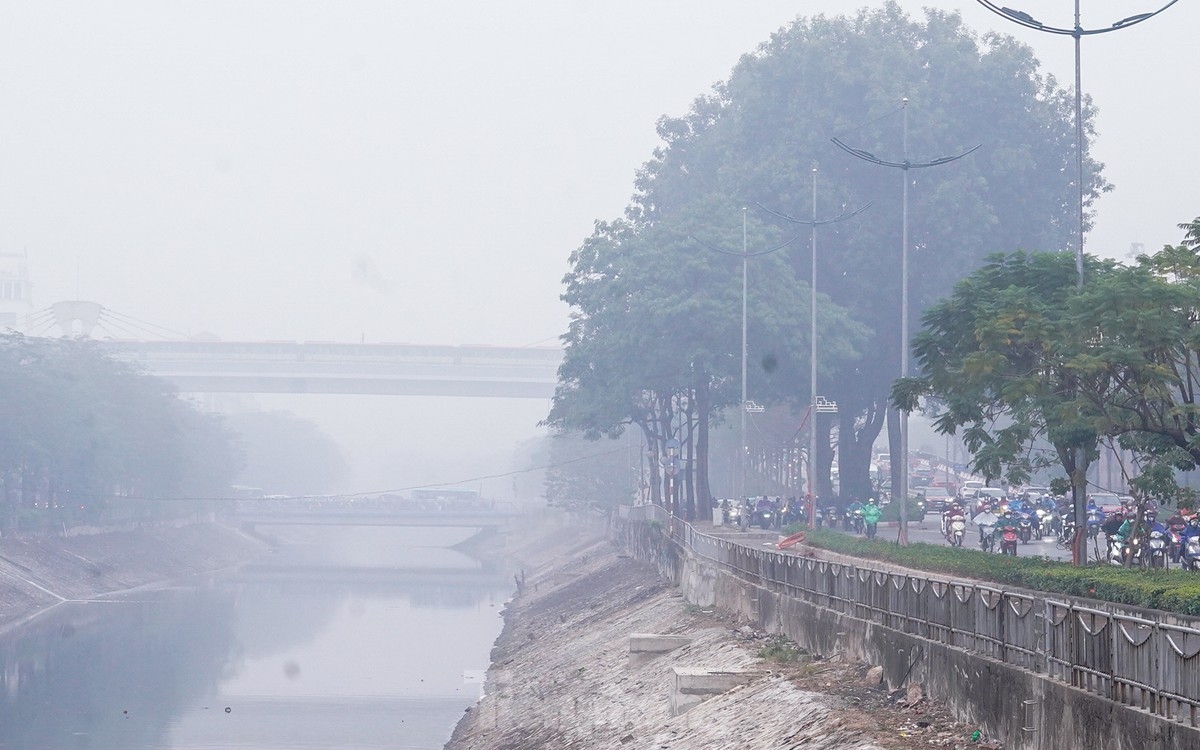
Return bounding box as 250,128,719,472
0,526,511,749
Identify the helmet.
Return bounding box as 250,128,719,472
1190,517,1200,527
1003,510,1014,519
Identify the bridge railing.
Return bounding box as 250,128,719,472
621,503,1200,729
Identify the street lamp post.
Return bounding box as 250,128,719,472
976,0,1177,564
757,170,870,527
692,215,796,508
833,98,979,545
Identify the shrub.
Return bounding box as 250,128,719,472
801,528,1200,617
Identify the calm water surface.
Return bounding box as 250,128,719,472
0,526,512,749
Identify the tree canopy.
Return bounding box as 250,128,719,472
0,334,242,531
894,218,1200,510
550,2,1101,509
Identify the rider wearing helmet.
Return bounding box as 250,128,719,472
942,502,965,536
991,510,1021,544
862,497,882,539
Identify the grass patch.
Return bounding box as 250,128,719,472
757,634,808,665
802,528,1200,618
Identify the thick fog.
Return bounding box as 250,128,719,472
1,1,1195,497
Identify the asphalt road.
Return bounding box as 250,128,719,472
830,517,1082,562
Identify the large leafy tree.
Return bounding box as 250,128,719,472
548,203,865,517
615,3,1101,500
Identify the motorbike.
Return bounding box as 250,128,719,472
1109,534,1143,567
1147,529,1170,569
850,509,865,534
1182,536,1200,571
980,529,995,553
721,502,739,526
1168,522,1187,562
999,529,1019,556
1036,508,1054,538
755,504,777,530
946,514,967,547
1057,516,1076,546
1017,513,1033,544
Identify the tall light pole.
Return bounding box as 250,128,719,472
975,0,1178,289
692,216,796,507
977,0,1176,563
757,170,870,527
833,98,979,545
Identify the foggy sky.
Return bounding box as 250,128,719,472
1,2,1193,496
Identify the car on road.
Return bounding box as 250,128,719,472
973,487,1006,512
958,480,984,503
921,486,954,512
1090,493,1123,515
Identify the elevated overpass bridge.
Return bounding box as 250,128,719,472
9,301,563,398
232,508,521,529
98,340,562,398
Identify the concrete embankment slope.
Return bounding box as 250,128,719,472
446,520,981,750
0,523,264,634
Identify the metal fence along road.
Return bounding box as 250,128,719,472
618,504,1200,728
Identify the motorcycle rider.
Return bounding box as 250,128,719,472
991,510,1022,552
1180,517,1200,568
973,506,999,546
1100,510,1125,539
941,502,965,536
1168,510,1190,562
845,497,865,532
862,497,882,539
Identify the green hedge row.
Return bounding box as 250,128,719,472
798,528,1200,618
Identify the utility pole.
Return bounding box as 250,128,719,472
977,0,1176,564
757,169,870,527
833,98,979,545
691,219,797,507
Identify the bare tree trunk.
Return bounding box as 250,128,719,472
816,414,835,499
695,379,713,522
658,393,673,513
684,390,696,520
639,420,661,506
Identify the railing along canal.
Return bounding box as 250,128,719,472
617,503,1200,728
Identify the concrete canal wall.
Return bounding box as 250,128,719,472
614,510,1200,750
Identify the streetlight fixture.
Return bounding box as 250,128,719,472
833,98,979,545
691,212,797,508
976,0,1177,564
757,168,870,527
975,0,1179,289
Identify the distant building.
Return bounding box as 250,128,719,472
0,251,34,327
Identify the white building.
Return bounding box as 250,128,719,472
0,251,34,327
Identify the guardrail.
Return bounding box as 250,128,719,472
617,503,1200,728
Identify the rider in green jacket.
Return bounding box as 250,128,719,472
862,498,882,539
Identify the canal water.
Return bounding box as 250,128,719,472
0,526,512,749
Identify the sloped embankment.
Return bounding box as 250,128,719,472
446,526,983,750
0,523,264,633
